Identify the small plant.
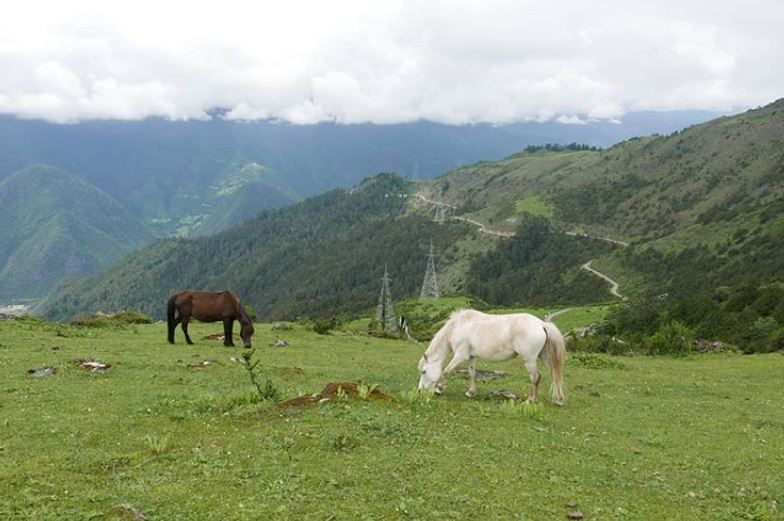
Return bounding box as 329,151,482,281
357,383,378,401
398,387,434,405
330,433,359,452
144,433,171,456
334,386,348,402
498,400,546,421
240,349,281,402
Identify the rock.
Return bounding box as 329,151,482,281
187,360,212,369
490,390,518,400
566,511,583,520
28,367,57,377
71,359,112,373
273,339,289,348
565,501,578,508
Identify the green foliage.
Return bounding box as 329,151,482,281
43,174,472,322
240,349,280,402
0,165,153,300
606,282,784,354
646,321,695,356
466,216,616,307
70,311,154,328
568,352,630,370
312,317,338,335
498,400,546,421
356,383,378,400
144,433,171,456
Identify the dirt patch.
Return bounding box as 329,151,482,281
278,382,391,410
203,333,226,341
71,359,112,373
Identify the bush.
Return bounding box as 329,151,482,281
646,321,694,356
71,311,154,328
312,317,338,335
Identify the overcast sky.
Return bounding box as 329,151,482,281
0,0,781,124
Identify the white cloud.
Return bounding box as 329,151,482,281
0,0,781,124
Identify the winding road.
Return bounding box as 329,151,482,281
414,192,628,308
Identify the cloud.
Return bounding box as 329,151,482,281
0,0,781,124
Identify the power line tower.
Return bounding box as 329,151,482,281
377,265,398,332
420,239,440,299
434,204,447,223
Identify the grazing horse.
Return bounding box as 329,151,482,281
167,290,255,348
418,309,566,405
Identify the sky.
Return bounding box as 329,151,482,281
0,0,781,124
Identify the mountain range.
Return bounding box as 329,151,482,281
40,98,784,327
0,110,727,301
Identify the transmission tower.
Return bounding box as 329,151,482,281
420,239,440,299
434,204,447,223
377,265,398,331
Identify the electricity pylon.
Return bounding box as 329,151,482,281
420,239,440,299
377,265,398,331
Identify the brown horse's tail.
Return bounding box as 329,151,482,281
167,295,177,344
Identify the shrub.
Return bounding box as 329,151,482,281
312,317,338,335
646,321,694,356
70,311,154,328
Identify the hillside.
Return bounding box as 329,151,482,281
421,100,784,350
41,173,613,321
40,99,784,352
0,165,153,300
0,111,724,238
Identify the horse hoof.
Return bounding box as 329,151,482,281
465,390,477,398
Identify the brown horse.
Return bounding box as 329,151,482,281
167,290,255,348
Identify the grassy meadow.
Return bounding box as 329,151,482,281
1,317,782,520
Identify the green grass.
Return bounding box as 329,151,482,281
1,320,782,520
515,196,554,219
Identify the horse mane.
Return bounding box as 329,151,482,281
424,309,469,358
228,291,251,325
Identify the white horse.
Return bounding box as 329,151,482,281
417,309,566,405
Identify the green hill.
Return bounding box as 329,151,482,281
0,165,154,300
40,99,784,353
41,172,612,321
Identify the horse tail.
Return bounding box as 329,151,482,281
167,294,177,344
541,320,566,405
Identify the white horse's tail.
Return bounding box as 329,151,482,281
540,321,566,405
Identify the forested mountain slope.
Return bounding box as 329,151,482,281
0,165,153,300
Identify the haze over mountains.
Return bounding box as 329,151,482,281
0,110,726,301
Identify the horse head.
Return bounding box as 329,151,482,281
417,354,444,393
240,319,255,348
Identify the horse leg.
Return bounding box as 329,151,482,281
438,351,469,394
523,357,541,404
181,317,194,345
223,319,234,347
465,357,478,398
